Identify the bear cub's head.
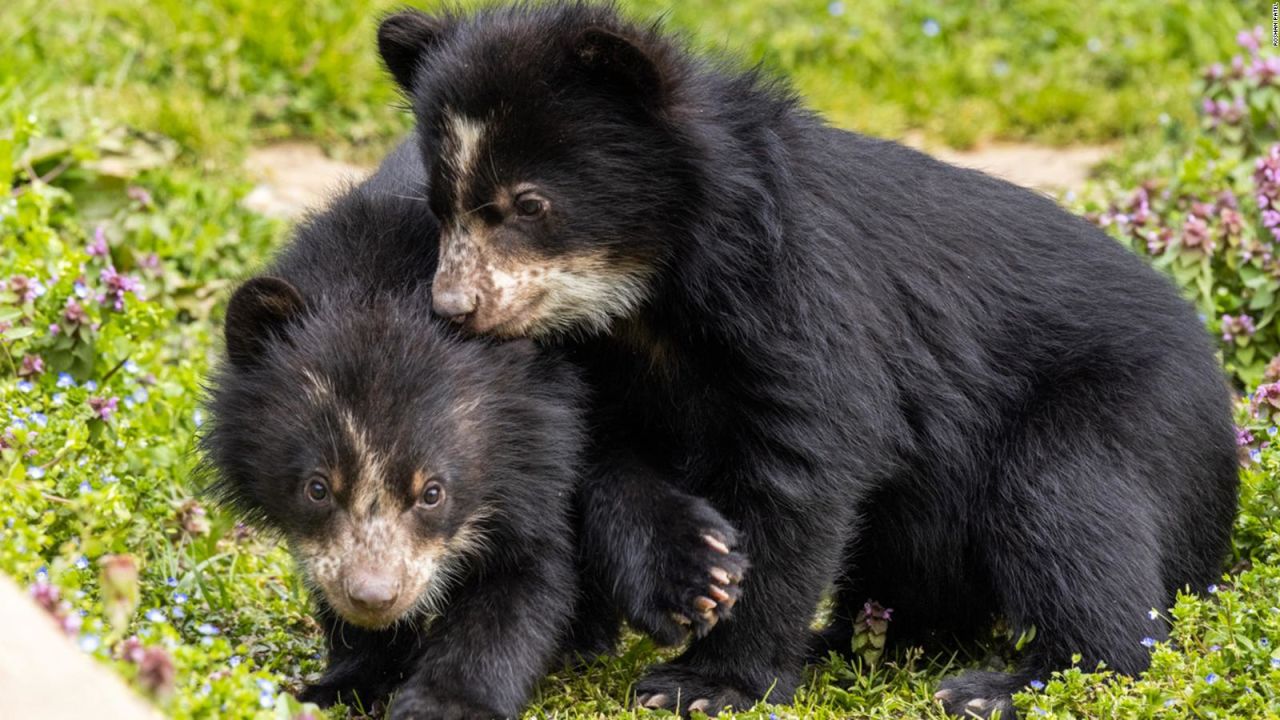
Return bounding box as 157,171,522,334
378,4,701,338
202,277,581,629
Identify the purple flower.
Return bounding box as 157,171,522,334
1205,672,1219,684
88,396,119,421
1221,314,1257,343
87,226,109,257
7,275,44,303
137,647,176,697
1182,215,1211,250
99,267,141,312
1237,27,1263,54
1028,679,1045,690
1141,637,1156,647
63,298,89,326
18,354,44,378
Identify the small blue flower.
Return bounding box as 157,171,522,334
28,466,46,479
78,481,92,494
73,281,88,298
172,607,186,619
166,577,178,587
83,380,98,392
1271,657,1280,668
102,473,118,484
1205,672,1219,684
1269,426,1277,436
256,679,275,693
1141,637,1156,647
146,608,166,622
79,634,101,653
35,566,48,581
74,556,89,570
29,412,48,427
124,359,139,374
196,623,220,636
1033,708,1048,717
922,18,940,37
51,392,66,406
1087,37,1103,53
56,373,75,388
193,409,205,427
258,691,275,709
1029,679,1045,690
1260,637,1270,648
1250,449,1261,462
1209,644,1221,652
173,592,187,604
131,387,149,404
17,380,33,393
229,655,242,668
1208,584,1219,594
1148,609,1160,620
827,1,844,16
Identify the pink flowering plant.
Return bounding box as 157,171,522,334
1082,29,1280,385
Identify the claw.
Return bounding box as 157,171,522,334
934,690,954,703
708,585,731,604
709,567,731,585
703,533,730,555
671,612,693,626
688,698,712,714
643,693,670,709
693,595,717,612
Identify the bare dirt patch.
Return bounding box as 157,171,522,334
242,138,1112,221
904,134,1114,194
243,143,370,219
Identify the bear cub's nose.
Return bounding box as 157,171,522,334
433,289,477,323
345,570,401,612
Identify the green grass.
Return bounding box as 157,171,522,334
0,0,1249,159
1,1,1279,718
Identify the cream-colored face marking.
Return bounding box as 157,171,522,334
434,235,655,338
442,110,488,216
291,412,451,629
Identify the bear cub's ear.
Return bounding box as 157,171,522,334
224,277,305,369
378,9,449,93
573,27,668,107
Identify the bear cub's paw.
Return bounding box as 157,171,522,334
633,496,748,645
634,663,755,717
935,670,1024,719
389,687,500,720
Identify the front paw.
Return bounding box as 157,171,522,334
390,687,501,720
298,673,391,710
629,497,749,645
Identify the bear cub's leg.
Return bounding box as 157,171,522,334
577,445,749,647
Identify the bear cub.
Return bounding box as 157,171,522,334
201,141,585,718
379,4,1239,718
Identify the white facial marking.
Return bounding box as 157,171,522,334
442,110,488,214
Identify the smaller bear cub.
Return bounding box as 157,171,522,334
203,280,584,718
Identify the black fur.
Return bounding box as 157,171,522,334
202,142,585,719
384,3,1241,716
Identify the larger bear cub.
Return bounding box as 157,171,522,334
379,3,1240,718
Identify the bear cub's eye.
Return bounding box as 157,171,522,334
418,480,445,509
305,476,330,504
513,190,549,219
